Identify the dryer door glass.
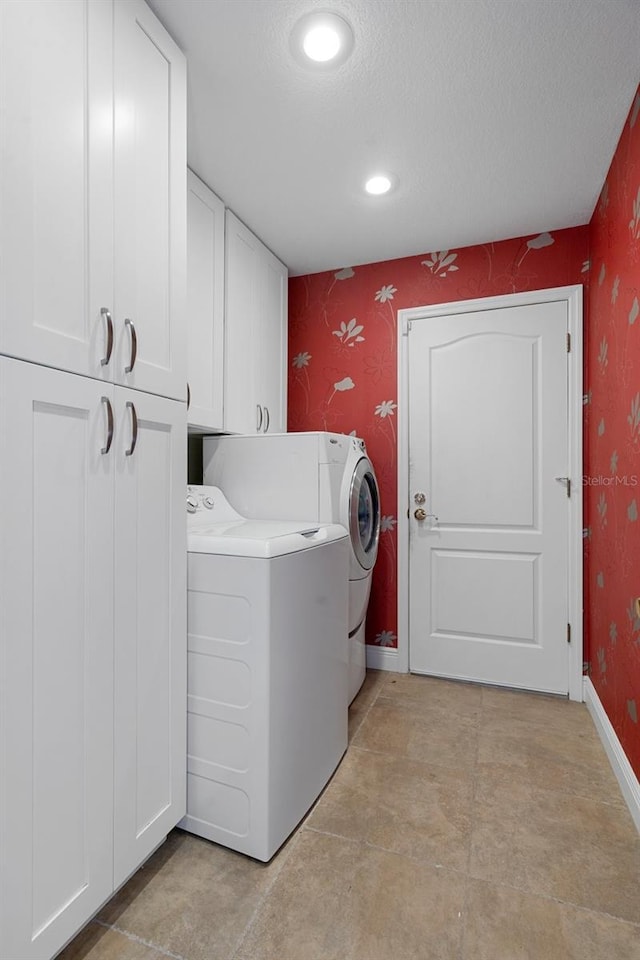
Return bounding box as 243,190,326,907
350,458,380,571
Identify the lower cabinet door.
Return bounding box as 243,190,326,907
113,387,186,887
0,357,114,960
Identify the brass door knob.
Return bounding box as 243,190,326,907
414,508,427,521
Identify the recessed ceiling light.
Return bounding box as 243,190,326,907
291,11,354,69
365,174,394,196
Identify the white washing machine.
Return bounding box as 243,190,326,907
180,485,349,862
202,432,380,702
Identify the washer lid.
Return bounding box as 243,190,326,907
188,519,348,558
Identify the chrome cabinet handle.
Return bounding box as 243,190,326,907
101,396,114,455
263,405,270,433
100,308,113,367
124,318,137,373
256,404,263,432
125,401,138,457
187,382,191,410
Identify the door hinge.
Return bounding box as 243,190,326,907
567,332,571,352
567,478,571,498
567,623,571,644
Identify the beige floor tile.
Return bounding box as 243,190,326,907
237,830,465,960
348,669,386,741
477,712,625,805
481,685,594,734
98,830,289,960
307,746,472,870
353,696,478,769
470,778,640,923
382,674,483,721
462,878,640,960
57,923,168,960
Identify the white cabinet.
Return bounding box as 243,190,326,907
0,1,187,956
0,0,186,401
0,0,114,381
186,170,225,431
0,358,186,959
224,211,287,434
113,0,186,400
0,359,114,960
113,387,186,886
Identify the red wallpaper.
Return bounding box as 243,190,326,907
587,86,640,778
288,226,588,654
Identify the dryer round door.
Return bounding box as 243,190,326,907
349,457,380,571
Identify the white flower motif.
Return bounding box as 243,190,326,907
334,377,355,392
628,393,640,438
380,516,397,532
581,259,591,274
421,250,459,277
332,317,364,345
598,337,608,371
375,400,397,418
374,630,397,647
629,186,640,240
611,276,620,304
610,450,618,474
629,297,639,325
598,263,606,286
597,492,607,525
292,351,311,369
526,232,554,251
375,284,397,303
334,267,355,281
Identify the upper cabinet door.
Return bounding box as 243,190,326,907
187,170,225,431
113,0,186,400
0,0,114,379
224,212,260,434
257,245,288,434
224,211,288,434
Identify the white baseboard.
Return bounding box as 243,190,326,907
366,645,401,672
583,677,640,834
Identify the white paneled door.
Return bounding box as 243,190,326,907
408,299,571,694
186,170,225,431
0,358,114,960
114,0,186,400
0,0,113,380
113,387,186,887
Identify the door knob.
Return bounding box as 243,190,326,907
414,508,427,521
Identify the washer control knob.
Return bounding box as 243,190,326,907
186,495,198,514
202,496,214,509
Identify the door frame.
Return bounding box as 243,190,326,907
396,285,583,701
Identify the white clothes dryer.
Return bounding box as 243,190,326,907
181,485,349,862
203,432,381,701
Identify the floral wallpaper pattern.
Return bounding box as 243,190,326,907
288,225,589,655
586,84,640,779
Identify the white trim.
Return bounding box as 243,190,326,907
584,677,640,834
366,645,400,672
397,285,583,698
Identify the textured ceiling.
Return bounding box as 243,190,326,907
148,0,640,276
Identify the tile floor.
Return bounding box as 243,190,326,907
60,671,640,960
